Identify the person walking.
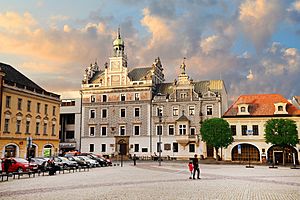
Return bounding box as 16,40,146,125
133,154,137,166
192,154,200,179
3,157,12,174
188,161,193,179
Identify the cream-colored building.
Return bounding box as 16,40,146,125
223,94,300,164
0,63,61,158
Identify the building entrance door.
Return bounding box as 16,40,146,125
119,143,127,155
207,145,214,158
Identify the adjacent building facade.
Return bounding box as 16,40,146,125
223,94,300,164
80,31,228,159
0,63,61,158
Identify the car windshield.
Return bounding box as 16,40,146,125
59,157,69,161
14,158,28,163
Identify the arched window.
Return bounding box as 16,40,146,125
231,144,260,161
4,144,17,157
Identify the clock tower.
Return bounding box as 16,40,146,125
108,28,128,86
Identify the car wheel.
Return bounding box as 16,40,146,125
17,167,23,173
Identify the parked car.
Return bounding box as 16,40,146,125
76,156,99,167
30,158,47,171
67,156,89,167
57,156,78,168
79,153,112,167
1,157,37,173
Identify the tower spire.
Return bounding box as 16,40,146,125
118,26,121,39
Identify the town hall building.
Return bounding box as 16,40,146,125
80,30,228,160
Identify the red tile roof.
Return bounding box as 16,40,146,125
223,94,300,117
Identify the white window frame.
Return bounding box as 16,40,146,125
120,108,126,118
189,106,195,116
119,125,126,136
134,144,139,152
134,93,140,100
4,119,9,132
189,143,195,153
25,121,30,134
36,122,40,134
172,106,179,116
89,143,95,152
179,124,187,135
91,95,96,103
133,125,140,136
206,105,213,116
100,125,107,136
190,127,196,135
43,123,47,135
168,124,174,135
134,107,140,117
89,126,95,137
180,93,187,99
102,94,107,102
157,106,163,116
101,144,106,152
120,93,126,101
101,109,107,118
16,120,21,133
90,109,96,119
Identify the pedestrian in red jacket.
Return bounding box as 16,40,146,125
188,161,193,179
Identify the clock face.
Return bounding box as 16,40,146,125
111,61,120,71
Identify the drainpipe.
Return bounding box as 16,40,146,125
0,68,5,131
79,91,83,152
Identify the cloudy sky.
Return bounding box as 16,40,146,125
0,0,300,102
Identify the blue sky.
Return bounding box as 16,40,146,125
0,0,300,101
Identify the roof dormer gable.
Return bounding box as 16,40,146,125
237,103,250,115
274,102,288,115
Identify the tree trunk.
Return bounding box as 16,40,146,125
215,147,219,161
220,147,223,161
283,148,286,166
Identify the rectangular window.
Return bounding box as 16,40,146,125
27,100,31,112
102,109,107,118
173,142,178,152
241,125,247,136
157,107,163,116
52,106,56,116
156,125,162,135
133,125,140,136
120,125,126,136
120,108,126,117
89,126,95,137
207,105,213,115
189,106,195,116
120,94,126,101
168,125,174,135
52,124,56,136
164,144,171,151
142,148,148,152
134,108,140,117
4,119,9,132
157,142,162,152
89,144,95,152
180,93,187,99
101,144,106,152
66,131,74,139
91,95,96,102
16,120,21,133
190,127,195,135
18,98,22,110
189,144,195,152
231,125,236,136
37,103,41,113
25,121,30,134
173,107,179,116
45,104,48,115
43,123,47,135
90,109,96,119
6,96,11,108
134,93,140,101
179,124,187,135
134,144,139,152
102,95,107,102
253,125,259,135
101,126,107,136
36,122,40,135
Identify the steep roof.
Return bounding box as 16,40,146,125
223,94,300,117
155,80,224,95
128,67,152,81
0,62,44,91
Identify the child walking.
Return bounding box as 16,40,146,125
188,161,193,179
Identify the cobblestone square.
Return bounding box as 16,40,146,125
0,162,299,200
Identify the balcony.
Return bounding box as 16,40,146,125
175,135,197,146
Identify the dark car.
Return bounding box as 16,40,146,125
67,156,89,167
30,158,47,171
79,153,107,167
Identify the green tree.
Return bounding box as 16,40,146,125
200,118,233,160
264,118,299,166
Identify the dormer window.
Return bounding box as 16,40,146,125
274,103,288,115
237,104,250,115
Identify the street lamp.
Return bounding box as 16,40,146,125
158,115,162,166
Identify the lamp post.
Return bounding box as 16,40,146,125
158,115,162,166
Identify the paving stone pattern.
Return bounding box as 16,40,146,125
0,162,299,200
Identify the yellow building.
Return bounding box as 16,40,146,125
0,62,60,158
